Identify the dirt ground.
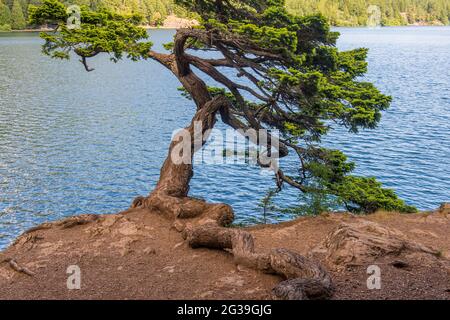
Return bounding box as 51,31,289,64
0,207,449,300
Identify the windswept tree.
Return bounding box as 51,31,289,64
29,0,415,299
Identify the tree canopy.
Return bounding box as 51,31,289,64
29,0,417,214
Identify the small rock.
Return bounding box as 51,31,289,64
199,291,214,298
217,275,245,287
438,203,450,215
244,288,261,295
143,247,156,255
173,241,184,249
391,260,410,269
236,264,250,273
162,266,175,273
172,221,185,232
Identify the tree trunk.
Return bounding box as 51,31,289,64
131,94,235,227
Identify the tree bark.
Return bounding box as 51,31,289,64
131,93,234,226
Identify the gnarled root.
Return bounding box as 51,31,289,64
132,192,234,227
2,258,35,276
132,192,333,299
131,192,333,299
56,214,100,229
272,278,334,300
185,224,334,300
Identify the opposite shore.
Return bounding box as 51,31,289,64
1,15,449,33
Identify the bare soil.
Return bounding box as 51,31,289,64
0,208,449,300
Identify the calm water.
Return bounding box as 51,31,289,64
0,27,449,248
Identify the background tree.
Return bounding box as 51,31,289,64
151,11,163,26
11,0,26,29
0,0,12,30
29,0,417,298
285,0,450,26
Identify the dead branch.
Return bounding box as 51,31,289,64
2,258,35,276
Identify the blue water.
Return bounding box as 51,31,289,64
0,27,449,249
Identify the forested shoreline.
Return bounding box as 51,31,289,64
286,0,450,26
1,0,449,31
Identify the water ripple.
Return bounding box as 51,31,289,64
0,28,449,249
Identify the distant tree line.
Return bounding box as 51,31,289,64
1,0,27,31
1,0,449,31
0,0,192,30
286,0,450,26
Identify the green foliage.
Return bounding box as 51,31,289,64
27,0,65,24
1,0,449,30
11,0,26,29
331,176,418,213
29,1,152,65
0,23,11,31
283,189,339,216
257,188,278,223
3,0,190,29
0,1,12,27
289,177,417,216
302,148,416,213
285,0,450,26
92,0,175,25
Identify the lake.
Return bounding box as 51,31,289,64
0,27,449,249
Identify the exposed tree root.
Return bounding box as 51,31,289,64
142,194,234,226
23,224,53,234
2,258,35,277
56,214,100,229
183,223,334,300
132,193,334,299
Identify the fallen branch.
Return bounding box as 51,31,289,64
2,258,35,276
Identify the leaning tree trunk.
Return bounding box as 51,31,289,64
131,49,335,300
131,93,235,227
